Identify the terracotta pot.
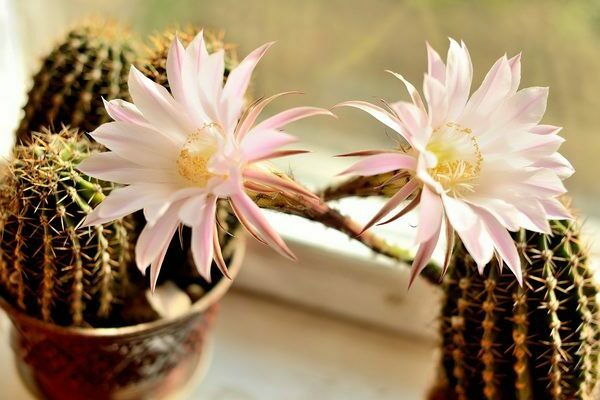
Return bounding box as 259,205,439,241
0,236,245,400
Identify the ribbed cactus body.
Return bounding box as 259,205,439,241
16,21,136,144
0,128,136,327
439,219,600,399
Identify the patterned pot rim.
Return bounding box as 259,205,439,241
0,233,246,338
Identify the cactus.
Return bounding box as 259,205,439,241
0,128,138,327
16,20,137,144
437,218,600,399
138,27,238,91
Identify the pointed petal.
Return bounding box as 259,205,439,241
360,178,418,233
236,91,300,140
486,87,549,136
338,153,416,176
464,55,512,116
426,42,446,83
128,66,193,143
477,207,522,284
82,184,167,228
243,168,319,200
78,152,178,184
178,195,208,226
423,74,448,128
191,197,217,281
222,42,274,130
377,192,421,226
250,149,309,163
240,129,298,162
417,186,443,243
149,232,173,292
103,98,149,127
250,107,334,134
230,191,296,260
386,70,425,111
90,121,178,167
539,198,573,220
409,223,441,287
166,37,186,104
445,39,473,119
136,203,181,273
336,101,410,142
530,124,562,135
508,53,521,94
213,225,231,279
441,217,455,277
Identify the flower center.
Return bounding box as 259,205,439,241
426,122,483,197
177,124,222,187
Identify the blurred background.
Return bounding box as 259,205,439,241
3,0,600,215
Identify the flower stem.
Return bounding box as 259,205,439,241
321,171,411,201
250,190,442,286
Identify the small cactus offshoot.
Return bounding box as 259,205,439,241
16,20,137,144
0,128,137,327
438,218,600,400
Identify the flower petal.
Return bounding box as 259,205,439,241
90,121,178,167
508,53,521,94
250,107,334,134
166,36,186,104
243,168,319,200
128,66,193,143
426,42,446,83
240,129,298,162
136,202,182,273
103,98,149,127
336,101,410,142
82,184,168,228
222,42,274,130
230,191,296,260
338,153,416,176
409,223,441,287
360,178,419,233
445,39,473,119
78,152,178,184
236,91,300,140
417,186,443,243
191,196,217,281
477,207,522,284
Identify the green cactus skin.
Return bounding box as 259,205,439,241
0,128,137,327
16,21,137,144
438,219,600,400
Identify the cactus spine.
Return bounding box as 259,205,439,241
16,21,137,144
0,128,136,327
438,219,600,399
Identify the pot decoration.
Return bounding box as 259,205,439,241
2,238,244,400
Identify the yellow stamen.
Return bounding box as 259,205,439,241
177,124,222,186
426,122,483,198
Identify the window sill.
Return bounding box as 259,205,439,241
0,290,438,400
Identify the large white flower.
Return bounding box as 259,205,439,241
338,39,573,285
79,32,333,288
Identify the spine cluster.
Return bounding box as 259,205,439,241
16,21,136,144
439,219,600,399
0,129,136,326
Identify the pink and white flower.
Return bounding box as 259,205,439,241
79,31,333,288
337,39,573,285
